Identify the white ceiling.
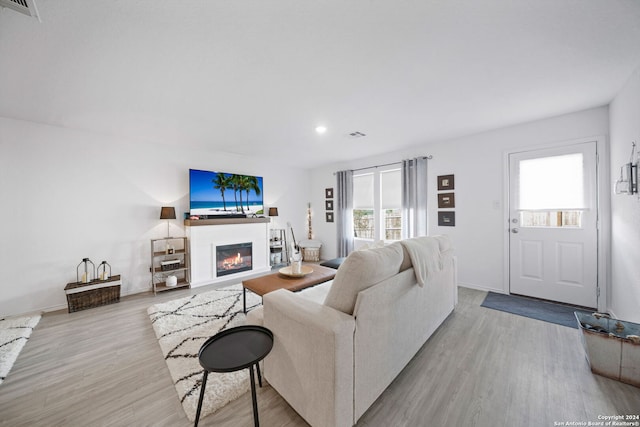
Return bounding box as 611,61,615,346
2,0,640,169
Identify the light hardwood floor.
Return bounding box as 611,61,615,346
1,286,638,427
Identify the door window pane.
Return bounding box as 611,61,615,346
519,210,583,228
519,153,585,210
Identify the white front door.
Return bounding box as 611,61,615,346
508,141,598,308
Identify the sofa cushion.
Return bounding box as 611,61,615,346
356,240,385,251
324,243,403,315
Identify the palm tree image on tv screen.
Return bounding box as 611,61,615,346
189,169,263,216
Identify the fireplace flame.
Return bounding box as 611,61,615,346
221,252,244,270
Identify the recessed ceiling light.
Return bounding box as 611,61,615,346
315,126,327,134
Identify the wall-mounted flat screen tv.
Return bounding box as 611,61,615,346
189,169,264,216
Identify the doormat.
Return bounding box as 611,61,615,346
147,284,261,422
0,314,41,385
481,292,592,329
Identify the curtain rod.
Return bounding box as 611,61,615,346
334,155,433,175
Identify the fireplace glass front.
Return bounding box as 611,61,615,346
216,242,253,277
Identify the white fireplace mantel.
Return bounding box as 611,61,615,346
185,218,271,287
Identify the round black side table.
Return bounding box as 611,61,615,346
194,325,274,427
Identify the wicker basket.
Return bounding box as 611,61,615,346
66,285,120,313
64,275,121,313
301,247,320,262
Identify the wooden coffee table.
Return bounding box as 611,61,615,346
242,264,336,313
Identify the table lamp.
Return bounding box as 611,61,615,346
160,206,176,238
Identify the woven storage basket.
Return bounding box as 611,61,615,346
66,285,120,313
301,247,320,262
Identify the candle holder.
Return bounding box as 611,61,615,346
76,258,96,283
97,261,111,280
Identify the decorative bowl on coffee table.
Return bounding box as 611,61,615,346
279,265,313,277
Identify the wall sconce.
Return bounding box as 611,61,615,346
629,162,638,195
614,142,638,195
614,164,637,195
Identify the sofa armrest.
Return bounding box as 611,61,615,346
263,288,356,427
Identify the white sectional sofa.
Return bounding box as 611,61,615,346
247,236,457,427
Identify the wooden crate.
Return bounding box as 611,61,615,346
64,275,121,313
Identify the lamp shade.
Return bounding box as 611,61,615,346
268,207,279,216
160,206,176,220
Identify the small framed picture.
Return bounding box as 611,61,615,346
326,212,334,223
325,200,334,211
437,174,455,191
438,211,455,226
325,188,334,198
437,192,455,208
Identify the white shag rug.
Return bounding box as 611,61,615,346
147,284,261,422
0,314,41,385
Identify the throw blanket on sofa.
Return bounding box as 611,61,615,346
400,235,452,286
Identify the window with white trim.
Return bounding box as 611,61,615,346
353,166,402,242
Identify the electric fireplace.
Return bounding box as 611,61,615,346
216,242,253,277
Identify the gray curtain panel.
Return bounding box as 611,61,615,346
336,170,354,257
402,157,428,238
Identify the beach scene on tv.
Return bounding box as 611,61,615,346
189,169,264,216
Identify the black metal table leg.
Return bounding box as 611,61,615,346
243,287,247,313
248,366,259,427
194,370,208,427
256,362,263,387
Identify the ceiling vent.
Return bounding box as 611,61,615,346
0,0,41,21
348,131,367,138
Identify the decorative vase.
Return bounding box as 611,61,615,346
290,250,302,275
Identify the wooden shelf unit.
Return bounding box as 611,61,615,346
269,228,289,268
150,237,190,294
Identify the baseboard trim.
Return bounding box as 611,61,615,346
458,281,506,294
37,286,151,315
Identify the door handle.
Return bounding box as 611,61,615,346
511,228,519,234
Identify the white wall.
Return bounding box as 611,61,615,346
0,117,310,317
609,64,640,323
311,107,609,294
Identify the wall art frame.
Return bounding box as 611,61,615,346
325,188,334,198
437,192,455,208
437,174,455,191
438,211,455,226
